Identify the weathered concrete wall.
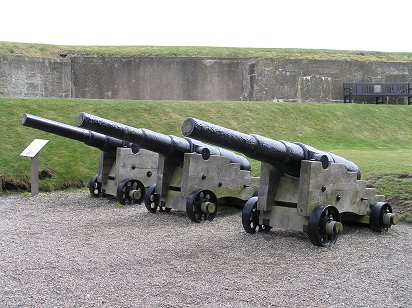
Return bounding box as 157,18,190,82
254,59,412,103
0,54,411,103
71,57,255,101
0,55,71,98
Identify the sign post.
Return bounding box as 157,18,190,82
20,139,49,196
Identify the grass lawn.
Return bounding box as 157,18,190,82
0,98,411,219
1,41,412,62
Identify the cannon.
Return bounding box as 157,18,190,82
22,114,158,205
182,117,399,246
77,112,259,222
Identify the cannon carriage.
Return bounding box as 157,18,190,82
77,112,259,222
22,114,158,205
182,117,398,246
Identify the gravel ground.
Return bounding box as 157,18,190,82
0,190,411,308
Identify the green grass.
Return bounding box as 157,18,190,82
1,41,412,62
0,98,411,217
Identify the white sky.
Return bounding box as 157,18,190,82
1,0,411,52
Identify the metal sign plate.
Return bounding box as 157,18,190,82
20,139,49,158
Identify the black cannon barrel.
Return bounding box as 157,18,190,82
182,117,361,179
77,112,251,171
22,114,137,153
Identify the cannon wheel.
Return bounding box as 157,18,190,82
186,189,218,223
144,184,158,213
370,202,394,232
242,197,261,233
143,184,171,213
89,175,102,197
308,205,341,247
116,179,145,205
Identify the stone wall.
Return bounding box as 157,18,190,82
0,55,71,98
1,54,411,103
71,57,254,101
253,59,412,103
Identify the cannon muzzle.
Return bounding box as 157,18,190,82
77,112,251,171
182,117,361,179
22,114,137,153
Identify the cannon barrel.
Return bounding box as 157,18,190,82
22,114,137,153
77,112,251,171
182,117,361,179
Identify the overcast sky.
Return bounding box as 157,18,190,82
1,0,411,52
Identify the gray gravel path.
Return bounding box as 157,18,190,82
0,190,411,308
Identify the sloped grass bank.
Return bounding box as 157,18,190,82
1,41,412,62
0,98,410,216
